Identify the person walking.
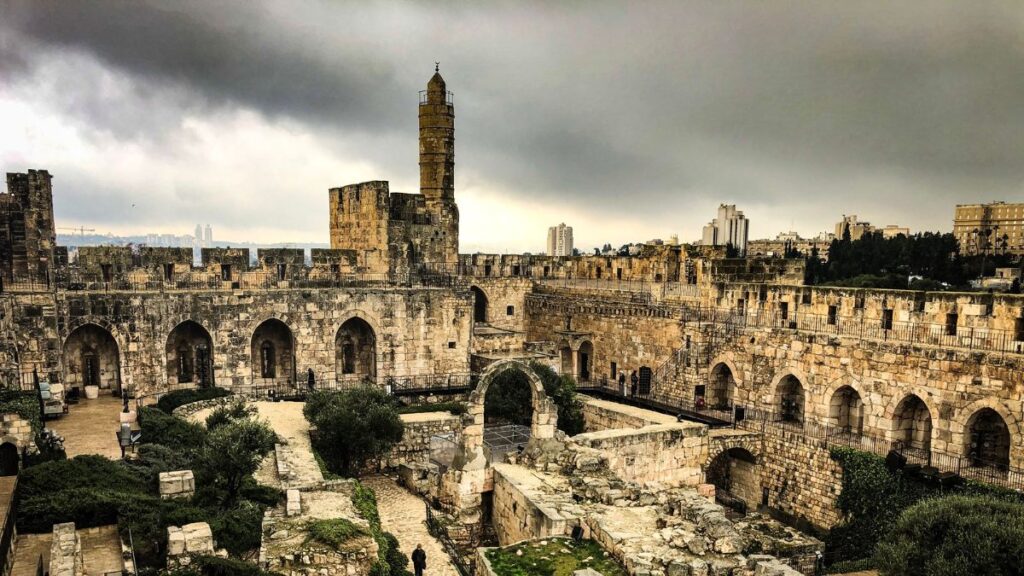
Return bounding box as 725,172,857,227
411,543,426,576
617,371,626,395
630,370,639,397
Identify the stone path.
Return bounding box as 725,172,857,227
10,533,50,576
78,525,124,575
191,400,323,488
362,476,458,576
48,394,125,459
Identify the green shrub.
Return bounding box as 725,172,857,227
381,532,411,576
238,477,283,507
305,388,404,476
0,389,42,434
209,501,266,556
531,361,585,436
195,418,276,505
350,481,412,575
874,495,1024,576
205,400,257,430
19,455,147,500
305,518,367,548
825,447,929,564
19,488,129,532
157,387,231,414
139,407,207,451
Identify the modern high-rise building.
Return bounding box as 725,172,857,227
701,204,749,254
546,223,574,257
954,201,1024,256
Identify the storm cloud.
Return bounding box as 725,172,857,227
1,1,1021,251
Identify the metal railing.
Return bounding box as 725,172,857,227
685,305,1024,356
483,424,531,464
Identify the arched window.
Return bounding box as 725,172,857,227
82,347,99,387
776,375,805,423
260,341,276,378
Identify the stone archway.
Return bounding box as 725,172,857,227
470,286,488,324
705,447,760,513
166,320,214,388
335,317,377,383
454,360,558,473
63,323,122,394
890,394,935,454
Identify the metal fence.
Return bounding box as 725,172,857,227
483,424,531,464
424,501,483,576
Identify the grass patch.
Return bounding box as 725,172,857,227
485,538,625,576
305,518,367,548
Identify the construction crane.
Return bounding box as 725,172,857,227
57,226,96,238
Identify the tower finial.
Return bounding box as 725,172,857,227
435,61,439,73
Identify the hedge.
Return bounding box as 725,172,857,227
157,387,232,414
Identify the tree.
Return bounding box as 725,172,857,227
304,388,405,476
481,363,585,436
196,418,276,505
530,362,585,435
874,495,1024,576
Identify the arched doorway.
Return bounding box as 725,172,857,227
455,360,558,472
965,408,1010,469
892,395,932,453
251,319,295,389
166,321,214,388
576,341,593,383
705,448,760,514
775,374,804,423
63,324,121,394
335,317,376,383
0,443,18,476
470,286,488,324
482,366,536,464
707,363,736,409
829,386,863,434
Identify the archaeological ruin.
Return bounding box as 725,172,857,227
0,70,1021,576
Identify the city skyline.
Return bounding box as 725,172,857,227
2,2,1022,253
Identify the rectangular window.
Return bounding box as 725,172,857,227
855,295,865,309
220,264,232,281
506,305,514,316
448,341,456,349
543,266,550,277
828,305,837,325
277,263,287,281
1015,317,1024,342
737,299,746,315
100,264,112,283
330,263,340,275
484,264,492,277
780,302,789,321
164,263,174,282
915,298,926,313
512,265,520,276
610,362,617,379
882,309,894,331
945,313,958,336
616,268,623,280
802,292,812,305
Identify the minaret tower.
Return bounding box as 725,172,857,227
418,64,459,262
419,64,455,204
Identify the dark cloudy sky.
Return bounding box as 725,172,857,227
1,1,1022,252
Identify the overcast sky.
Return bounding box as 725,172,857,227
1,1,1022,253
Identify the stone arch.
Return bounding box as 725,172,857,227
454,360,558,472
827,385,865,434
769,369,808,423
576,340,593,383
335,316,377,383
889,393,935,453
704,447,760,512
166,320,215,388
707,359,740,409
955,398,1021,468
62,322,122,394
250,318,296,389
470,285,488,323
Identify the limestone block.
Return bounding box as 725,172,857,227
159,470,195,499
182,522,215,554
119,411,137,424
167,527,186,556
84,386,99,400
286,489,301,516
